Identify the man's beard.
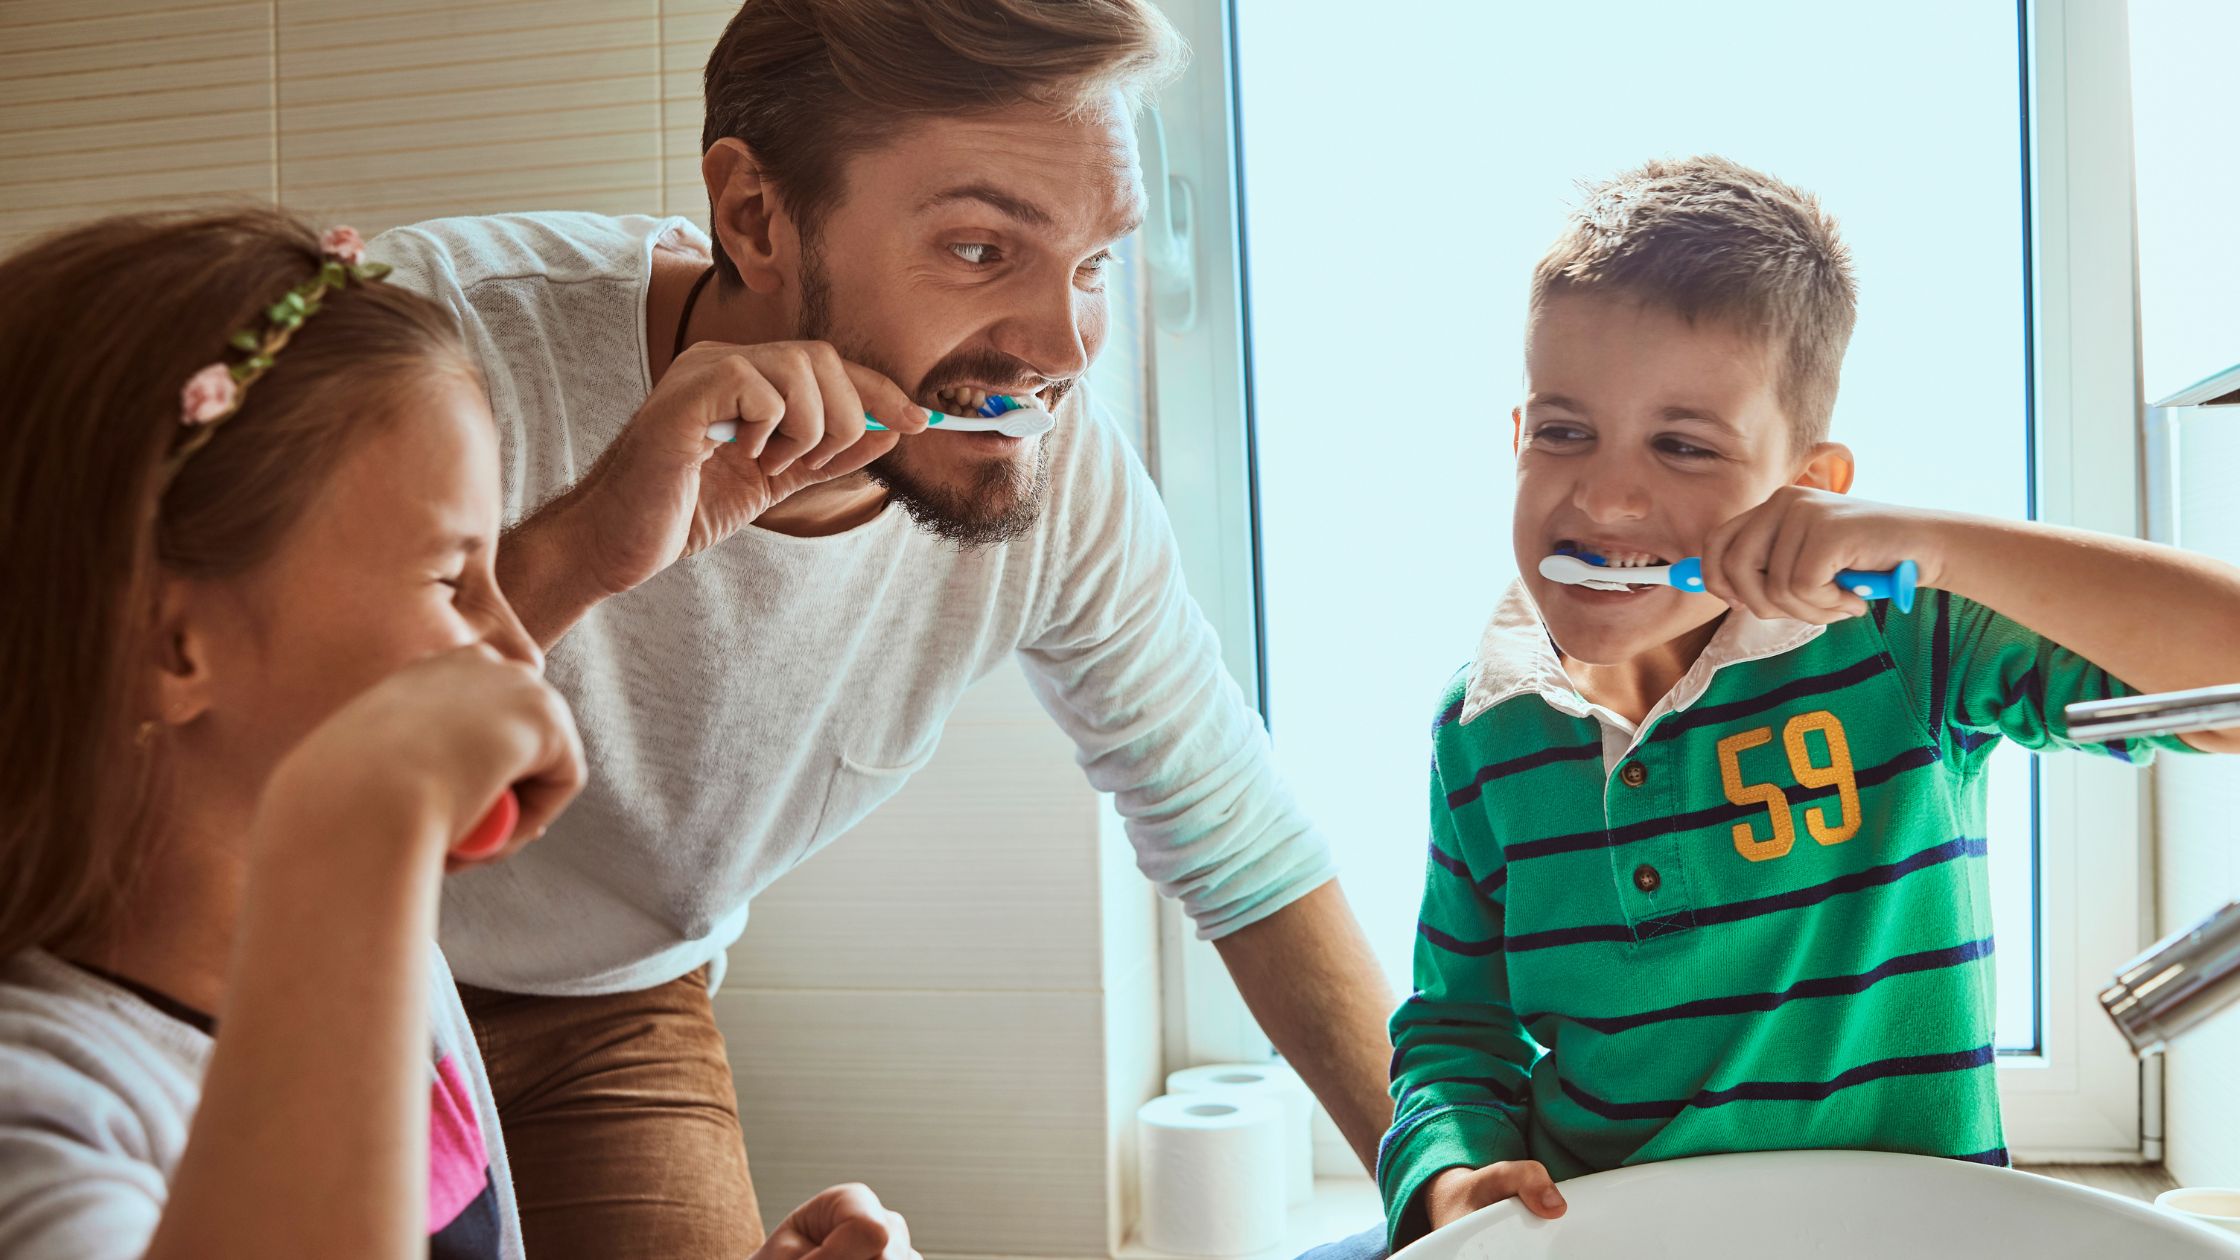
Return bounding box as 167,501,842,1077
796,242,1054,550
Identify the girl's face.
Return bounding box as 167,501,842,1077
172,372,537,794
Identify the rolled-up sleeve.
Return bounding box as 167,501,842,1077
1018,405,1334,939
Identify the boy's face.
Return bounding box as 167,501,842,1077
1513,290,1842,665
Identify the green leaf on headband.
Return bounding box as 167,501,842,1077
321,261,346,287
265,302,290,324
229,330,260,352
246,355,273,371
284,291,308,313
229,363,253,382
354,261,393,281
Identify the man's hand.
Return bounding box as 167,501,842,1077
1699,486,1950,625
1425,1161,1568,1231
752,1184,919,1260
556,341,929,600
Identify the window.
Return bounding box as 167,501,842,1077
1148,0,2151,1159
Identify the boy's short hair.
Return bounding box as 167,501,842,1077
1530,155,1858,448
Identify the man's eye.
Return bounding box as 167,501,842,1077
950,243,999,265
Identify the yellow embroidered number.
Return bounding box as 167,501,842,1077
1784,710,1861,847
1716,710,1858,862
1717,726,1794,861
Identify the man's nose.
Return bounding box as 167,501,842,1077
989,278,1091,383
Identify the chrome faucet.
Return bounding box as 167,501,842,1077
2069,685,2240,1055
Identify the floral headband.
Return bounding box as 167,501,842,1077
168,226,392,471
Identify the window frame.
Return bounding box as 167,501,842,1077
1143,0,2156,1165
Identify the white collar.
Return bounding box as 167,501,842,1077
1460,580,1824,731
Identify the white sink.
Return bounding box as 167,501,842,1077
1391,1151,2240,1260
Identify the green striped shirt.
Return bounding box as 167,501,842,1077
1379,583,2187,1245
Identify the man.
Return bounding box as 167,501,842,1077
373,2,1395,1256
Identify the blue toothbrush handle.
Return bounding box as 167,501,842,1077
1835,560,1919,613
1668,556,1918,614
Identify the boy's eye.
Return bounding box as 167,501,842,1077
1656,436,1718,460
949,243,999,266
1529,423,1590,444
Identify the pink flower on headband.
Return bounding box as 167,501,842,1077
180,363,238,425
319,226,366,266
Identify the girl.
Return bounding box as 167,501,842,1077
0,209,914,1260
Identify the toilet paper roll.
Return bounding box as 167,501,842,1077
1166,1062,1314,1205
1137,1093,1288,1257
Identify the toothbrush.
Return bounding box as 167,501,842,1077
453,787,520,861
705,393,1055,444
1538,548,1919,614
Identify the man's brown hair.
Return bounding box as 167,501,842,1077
700,0,1187,284
1530,155,1858,447
0,208,477,959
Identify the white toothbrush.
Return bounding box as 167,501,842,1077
1538,550,1919,613
1539,553,1709,593
705,395,1055,444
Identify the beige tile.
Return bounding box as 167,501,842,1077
720,988,1113,1257
274,46,654,111
0,3,266,68
0,0,275,251
0,108,271,165
660,4,730,220
273,0,662,224
284,85,658,146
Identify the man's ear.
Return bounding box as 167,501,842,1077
702,138,790,296
1795,440,1856,494
1511,407,1523,456
150,580,217,736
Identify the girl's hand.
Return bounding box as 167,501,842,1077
1699,486,1951,624
265,647,586,869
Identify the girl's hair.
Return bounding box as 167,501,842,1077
0,206,479,958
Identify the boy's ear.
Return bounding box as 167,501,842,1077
702,138,790,297
1511,407,1523,456
1795,441,1856,494
149,580,217,735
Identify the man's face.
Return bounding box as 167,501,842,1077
1514,290,1811,664
791,99,1144,546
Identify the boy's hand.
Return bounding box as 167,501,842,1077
1700,486,1950,624
1425,1160,1568,1231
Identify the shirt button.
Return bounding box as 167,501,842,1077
1633,864,1661,893
1620,762,1648,788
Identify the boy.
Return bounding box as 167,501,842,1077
1379,155,2240,1248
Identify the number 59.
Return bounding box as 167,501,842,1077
1715,710,1860,862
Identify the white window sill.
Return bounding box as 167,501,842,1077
1117,1175,1384,1260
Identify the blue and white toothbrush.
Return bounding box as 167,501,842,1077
1538,547,1919,614
706,393,1054,444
